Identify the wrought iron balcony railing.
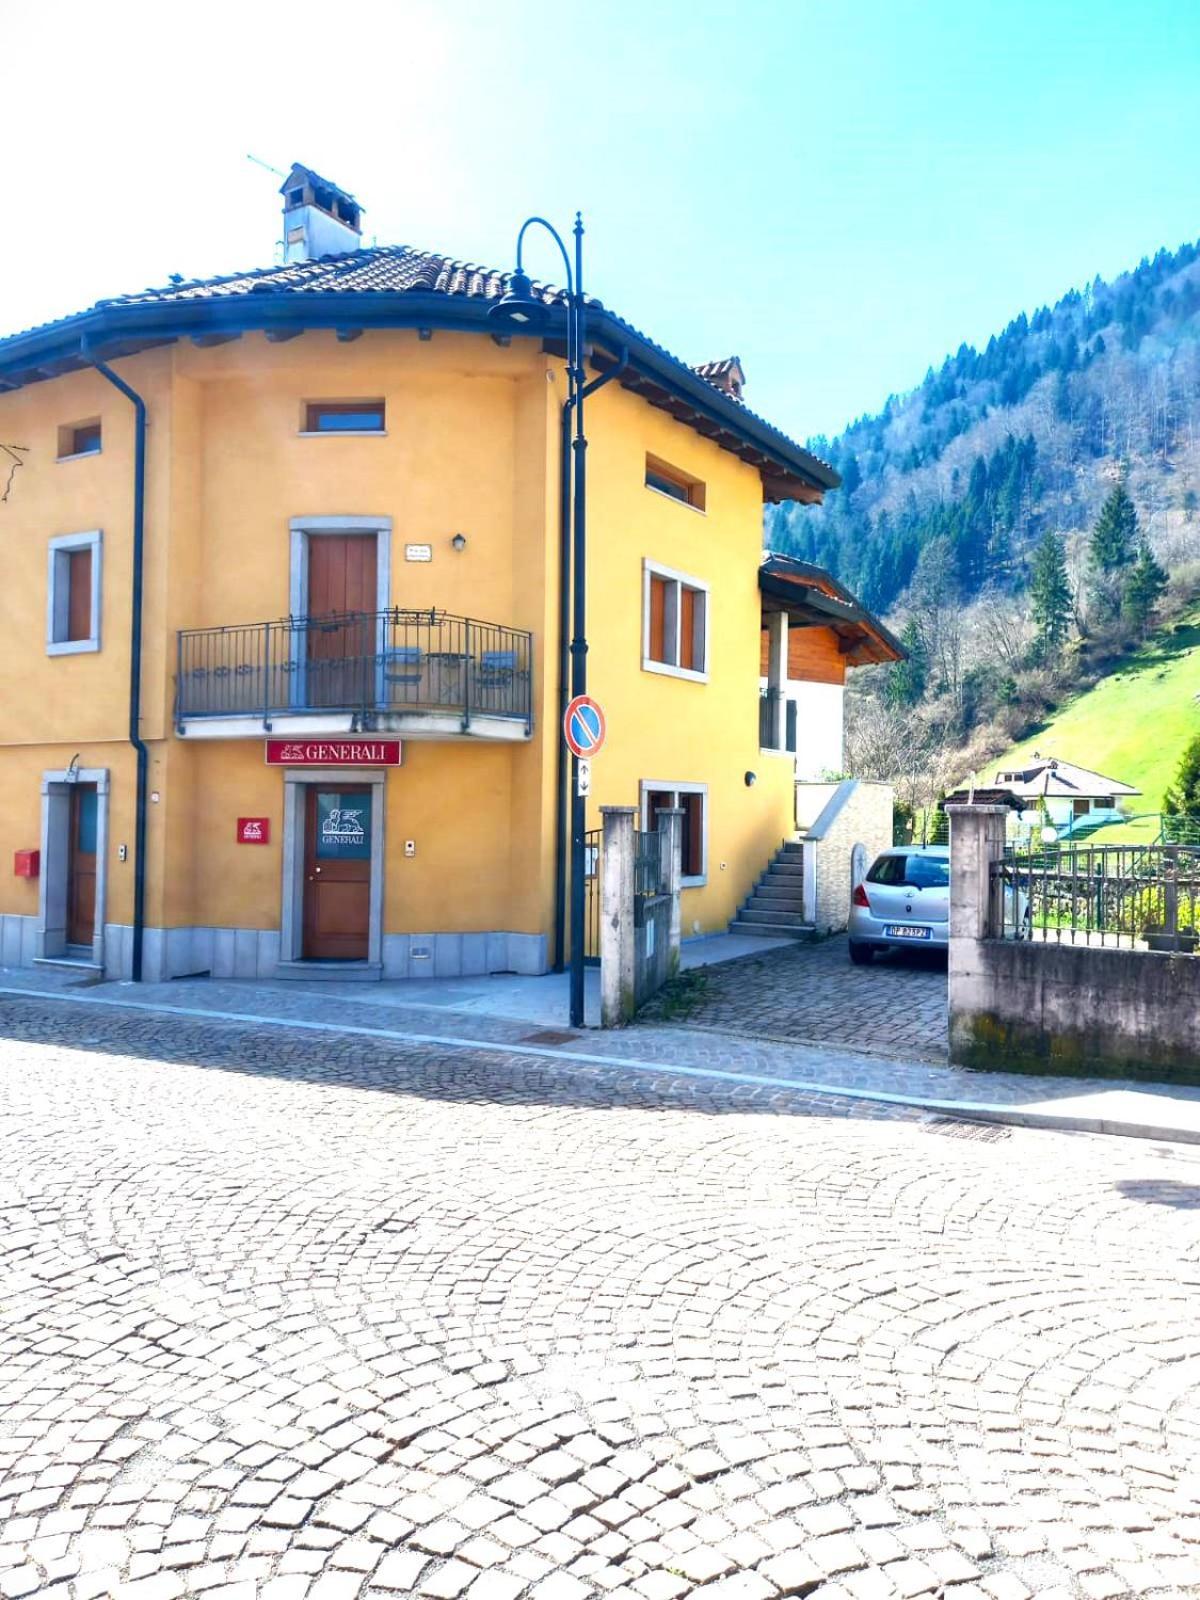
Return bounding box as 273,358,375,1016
175,608,533,733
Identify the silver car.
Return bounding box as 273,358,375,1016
848,845,950,964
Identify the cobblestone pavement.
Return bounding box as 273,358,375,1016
3,965,1199,1133
3,1000,1200,1600
640,939,948,1062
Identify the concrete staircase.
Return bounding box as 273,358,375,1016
729,840,817,940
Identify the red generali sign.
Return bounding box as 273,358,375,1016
237,818,270,845
264,738,403,767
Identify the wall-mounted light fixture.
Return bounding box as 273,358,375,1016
65,753,81,785
451,532,467,552
744,770,757,787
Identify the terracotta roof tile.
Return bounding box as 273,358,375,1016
0,244,837,493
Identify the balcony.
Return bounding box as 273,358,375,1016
175,608,533,742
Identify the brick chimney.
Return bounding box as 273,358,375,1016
694,356,746,401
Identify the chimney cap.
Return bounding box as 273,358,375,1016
280,162,359,207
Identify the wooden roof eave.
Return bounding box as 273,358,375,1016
613,367,826,504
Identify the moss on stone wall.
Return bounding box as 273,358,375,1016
952,1008,1200,1086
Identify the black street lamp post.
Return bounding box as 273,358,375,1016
489,215,589,1027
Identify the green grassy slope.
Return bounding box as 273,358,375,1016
988,610,1200,840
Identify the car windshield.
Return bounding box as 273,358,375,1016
867,854,950,890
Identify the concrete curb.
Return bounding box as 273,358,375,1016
944,1103,1200,1146
0,983,1197,1148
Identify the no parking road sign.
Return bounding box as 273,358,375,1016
564,694,606,759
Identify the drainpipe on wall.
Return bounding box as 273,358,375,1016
552,345,628,972
83,341,148,982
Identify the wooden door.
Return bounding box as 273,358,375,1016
302,786,372,960
306,535,377,708
66,783,98,948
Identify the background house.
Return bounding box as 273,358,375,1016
993,756,1140,841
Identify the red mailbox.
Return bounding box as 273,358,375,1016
14,849,39,879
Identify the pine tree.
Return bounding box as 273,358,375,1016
1052,368,1072,421
887,619,928,707
1090,479,1139,571
1164,733,1200,818
1029,530,1073,660
1089,479,1139,617
1122,542,1168,632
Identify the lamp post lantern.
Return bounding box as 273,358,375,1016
489,214,590,1027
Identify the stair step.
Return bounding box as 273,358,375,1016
764,862,805,878
754,882,806,898
728,917,818,941
737,907,812,926
747,894,807,912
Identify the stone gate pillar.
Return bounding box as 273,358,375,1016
600,806,636,1028
947,803,1008,942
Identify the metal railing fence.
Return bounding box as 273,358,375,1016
633,826,673,1007
992,840,1200,950
1161,813,1200,847
634,828,664,901
175,608,533,731
583,828,602,964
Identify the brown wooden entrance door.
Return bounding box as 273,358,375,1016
306,535,377,708
66,783,98,948
302,786,372,960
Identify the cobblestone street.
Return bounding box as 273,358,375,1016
641,939,948,1063
2,996,1199,1600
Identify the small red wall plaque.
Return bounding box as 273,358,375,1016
237,817,270,845
13,848,39,878
264,739,402,767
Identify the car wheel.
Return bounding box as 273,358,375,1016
849,941,874,966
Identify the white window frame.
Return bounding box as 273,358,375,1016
641,559,709,683
299,399,387,437
46,530,102,656
640,780,708,888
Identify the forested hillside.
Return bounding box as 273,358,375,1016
771,237,1200,616
770,236,1200,815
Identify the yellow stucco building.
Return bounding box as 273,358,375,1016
0,167,898,983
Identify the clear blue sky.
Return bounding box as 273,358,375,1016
4,1,1199,440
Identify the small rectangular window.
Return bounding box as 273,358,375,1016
643,783,707,884
57,419,102,460
645,453,706,511
304,400,385,433
47,531,102,655
643,561,708,679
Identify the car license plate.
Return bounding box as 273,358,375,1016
884,924,932,941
